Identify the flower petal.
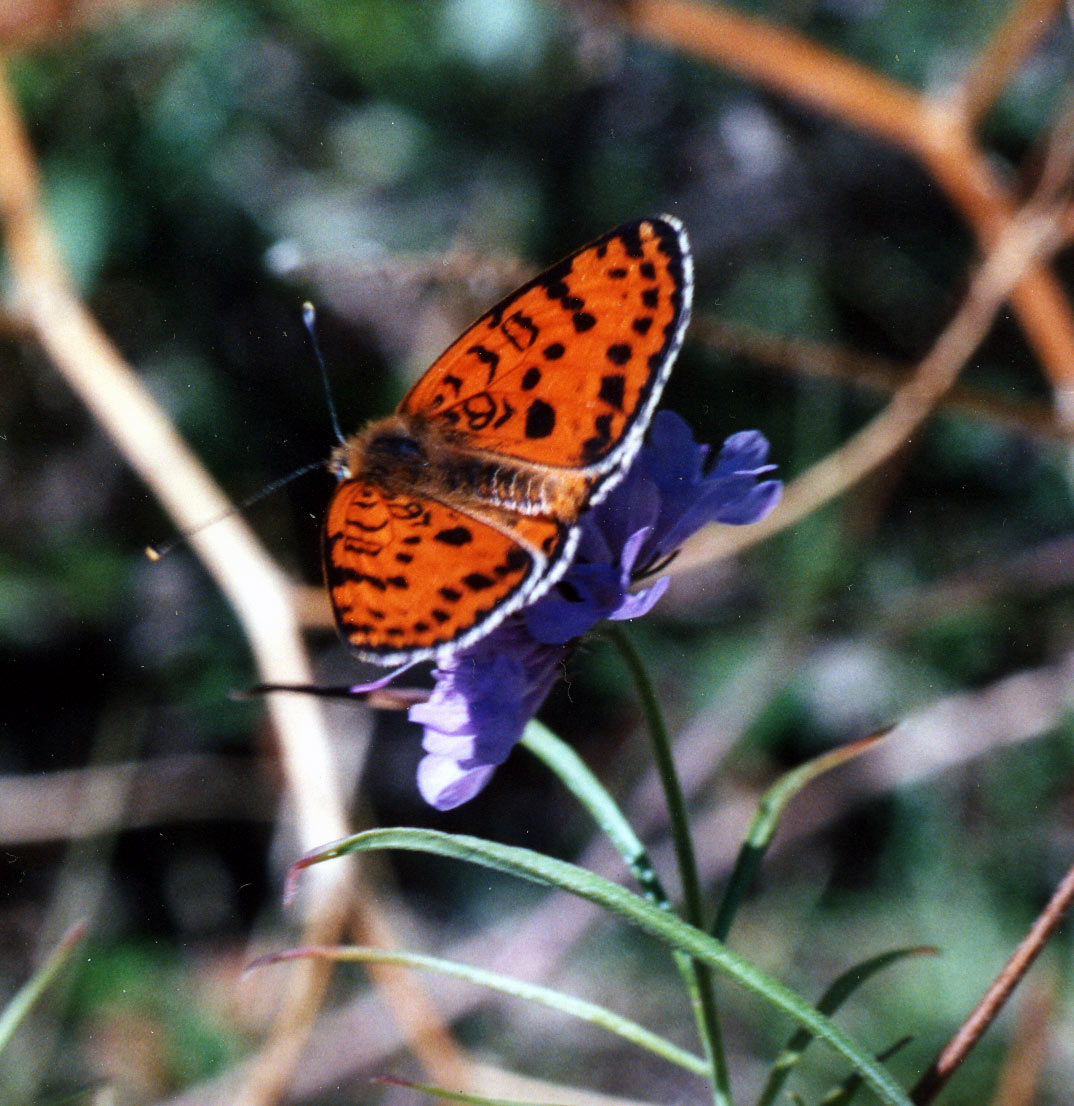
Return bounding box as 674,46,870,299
400,409,781,809
608,576,669,621
417,755,496,811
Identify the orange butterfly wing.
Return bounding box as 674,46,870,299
325,216,692,664
399,216,692,495
324,480,571,663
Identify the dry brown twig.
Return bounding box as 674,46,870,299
624,0,1074,393
677,192,1073,572
691,316,1069,442
911,864,1074,1103
610,0,1074,574
0,63,468,1104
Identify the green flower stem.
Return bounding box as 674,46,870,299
606,625,731,1106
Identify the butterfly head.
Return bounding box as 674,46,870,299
328,413,433,487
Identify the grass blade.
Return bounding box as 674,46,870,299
288,829,912,1106
756,948,933,1106
252,944,709,1077
713,732,889,942
0,921,87,1056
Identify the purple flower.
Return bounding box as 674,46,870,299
410,623,564,809
409,411,781,810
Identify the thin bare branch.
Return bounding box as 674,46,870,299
0,756,273,844
674,198,1070,574
691,316,1068,441
627,0,926,151
622,0,1074,392
0,64,469,1104
911,862,1074,1103
956,0,1064,127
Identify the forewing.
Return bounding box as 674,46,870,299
324,479,570,664
400,216,692,478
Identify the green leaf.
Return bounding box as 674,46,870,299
713,731,890,942
520,720,668,907
253,944,708,1077
603,626,729,1103
372,1073,573,1106
756,949,934,1106
0,921,87,1055
814,1037,914,1106
288,829,912,1106
521,719,725,1100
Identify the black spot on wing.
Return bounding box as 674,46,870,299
605,343,631,366
435,526,472,546
462,392,496,430
620,224,644,258
501,311,538,351
492,399,515,428
330,566,387,592
599,374,626,409
581,413,615,461
525,399,556,439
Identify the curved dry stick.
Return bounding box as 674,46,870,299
919,105,1074,393
0,63,350,1106
0,66,467,1103
691,317,1066,441
910,859,1074,1104
955,0,1065,127
624,0,1074,391
674,202,1070,573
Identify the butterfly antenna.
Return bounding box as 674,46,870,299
303,302,345,446
145,459,325,561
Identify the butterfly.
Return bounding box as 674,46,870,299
323,215,693,665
